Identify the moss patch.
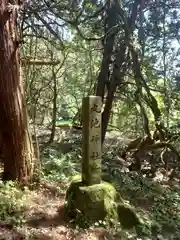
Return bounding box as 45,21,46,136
65,175,141,229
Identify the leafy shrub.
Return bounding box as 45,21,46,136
0,181,29,226
107,170,180,238
41,147,78,182
151,184,180,238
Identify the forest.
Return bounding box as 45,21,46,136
0,0,180,239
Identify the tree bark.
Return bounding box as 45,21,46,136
0,0,35,183
49,66,57,143
96,0,118,99
102,43,126,142
96,0,141,143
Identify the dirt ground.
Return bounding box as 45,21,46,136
0,180,114,240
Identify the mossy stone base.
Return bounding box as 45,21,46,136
65,175,119,226
65,175,141,228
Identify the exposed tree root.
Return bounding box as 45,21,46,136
121,131,180,175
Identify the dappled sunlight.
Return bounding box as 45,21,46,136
0,0,180,239
0,125,179,239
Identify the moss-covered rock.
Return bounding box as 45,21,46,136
65,175,141,228
117,203,141,229
65,175,120,226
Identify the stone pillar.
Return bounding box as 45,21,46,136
82,96,102,185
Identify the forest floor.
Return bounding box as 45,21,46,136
0,180,114,240
0,126,180,239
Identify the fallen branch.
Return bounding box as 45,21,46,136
21,58,60,66
145,142,180,161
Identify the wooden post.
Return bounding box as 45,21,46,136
82,96,102,185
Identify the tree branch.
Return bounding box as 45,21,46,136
21,58,60,66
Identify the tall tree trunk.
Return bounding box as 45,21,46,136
49,66,57,143
0,0,35,183
96,0,141,143
96,0,122,143
102,44,126,142
96,0,117,99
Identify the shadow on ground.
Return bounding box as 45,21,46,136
26,204,68,228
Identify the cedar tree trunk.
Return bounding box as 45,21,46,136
0,0,35,183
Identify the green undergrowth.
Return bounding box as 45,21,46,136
40,145,180,239
0,181,29,226
0,146,79,228
41,146,79,184
107,170,180,239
